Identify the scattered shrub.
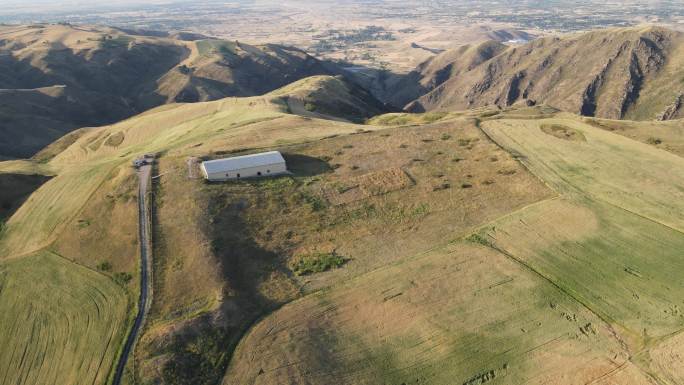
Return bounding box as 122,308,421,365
304,102,316,111
498,169,517,175
647,137,663,145
440,133,452,140
292,252,347,275
113,272,133,286
300,191,326,211
97,261,112,272
466,233,491,246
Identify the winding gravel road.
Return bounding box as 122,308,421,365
112,164,152,385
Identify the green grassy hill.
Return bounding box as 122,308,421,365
0,75,392,385
1,72,684,385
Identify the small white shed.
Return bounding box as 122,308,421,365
200,151,287,181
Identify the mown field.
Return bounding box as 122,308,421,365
477,117,684,381
0,251,129,385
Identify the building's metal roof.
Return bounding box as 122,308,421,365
201,151,285,173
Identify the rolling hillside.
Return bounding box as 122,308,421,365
0,24,341,158
0,75,393,385
396,26,684,122
1,68,684,385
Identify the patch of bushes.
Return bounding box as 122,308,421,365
300,191,326,211
647,137,663,145
304,102,317,112
113,272,133,286
466,233,491,247
498,169,517,175
97,261,112,272
162,327,233,385
440,133,452,140
98,35,132,49
292,252,347,275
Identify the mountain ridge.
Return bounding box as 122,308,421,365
395,26,684,121
0,24,343,158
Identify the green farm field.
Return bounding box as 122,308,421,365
0,251,129,385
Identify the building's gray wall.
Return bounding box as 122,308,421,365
205,162,287,181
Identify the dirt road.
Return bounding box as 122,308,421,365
112,164,152,385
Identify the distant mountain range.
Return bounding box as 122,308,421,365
0,24,341,158
1,24,683,159
390,26,684,121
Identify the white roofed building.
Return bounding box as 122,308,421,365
200,151,287,181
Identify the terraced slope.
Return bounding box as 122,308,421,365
0,251,128,385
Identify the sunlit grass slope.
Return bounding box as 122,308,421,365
0,76,388,385
0,251,128,385
224,112,684,385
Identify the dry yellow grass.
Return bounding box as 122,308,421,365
585,117,684,158
0,78,393,384
223,112,684,384
133,110,553,383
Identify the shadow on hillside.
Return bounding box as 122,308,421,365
282,153,333,176
0,173,52,222
320,58,408,111
157,194,299,383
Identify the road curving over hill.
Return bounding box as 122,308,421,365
112,164,153,385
